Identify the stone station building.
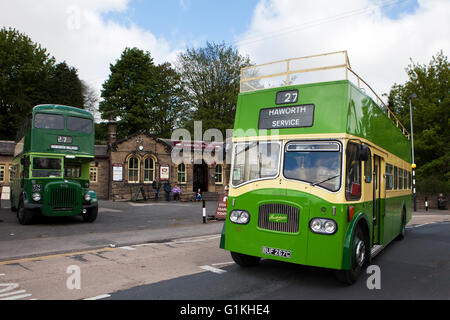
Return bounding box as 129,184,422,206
0,122,230,202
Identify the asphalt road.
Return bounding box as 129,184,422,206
0,200,223,260
0,200,449,303
103,221,450,300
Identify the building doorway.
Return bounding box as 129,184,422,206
193,162,208,192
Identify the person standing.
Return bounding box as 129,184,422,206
164,182,171,202
153,180,161,201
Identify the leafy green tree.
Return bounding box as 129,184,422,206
99,47,187,139
387,51,449,192
176,42,252,136
46,62,84,108
0,27,54,140
0,27,87,140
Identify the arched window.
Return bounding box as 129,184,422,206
144,156,155,183
178,163,186,183
128,156,140,183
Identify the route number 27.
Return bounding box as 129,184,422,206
276,90,299,105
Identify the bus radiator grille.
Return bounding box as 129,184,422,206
258,204,300,233
49,187,78,209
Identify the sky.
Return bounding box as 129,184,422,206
0,0,448,108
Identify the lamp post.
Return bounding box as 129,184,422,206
409,93,417,211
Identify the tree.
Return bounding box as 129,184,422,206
387,51,450,192
99,47,188,139
176,42,252,136
0,27,54,140
0,27,87,140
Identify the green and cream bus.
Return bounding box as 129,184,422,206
220,51,412,284
10,104,98,225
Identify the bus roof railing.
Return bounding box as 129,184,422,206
240,51,410,140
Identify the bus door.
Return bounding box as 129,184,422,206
372,155,384,244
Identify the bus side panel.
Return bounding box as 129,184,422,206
383,194,411,246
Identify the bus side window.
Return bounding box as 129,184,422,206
345,142,362,201
364,149,372,183
394,166,398,190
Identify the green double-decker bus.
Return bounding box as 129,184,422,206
10,104,98,225
220,51,412,284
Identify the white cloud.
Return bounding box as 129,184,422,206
0,0,181,98
236,0,450,97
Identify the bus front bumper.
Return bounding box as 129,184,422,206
24,201,98,217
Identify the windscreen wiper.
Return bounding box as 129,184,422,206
311,174,341,187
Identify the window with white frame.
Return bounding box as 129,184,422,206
178,163,186,183
90,166,98,183
144,156,155,183
0,165,5,182
128,156,140,183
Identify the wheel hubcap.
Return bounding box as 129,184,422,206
355,240,366,267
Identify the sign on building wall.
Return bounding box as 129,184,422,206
160,165,170,181
113,164,123,182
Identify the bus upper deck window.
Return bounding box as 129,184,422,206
67,117,93,134
34,114,64,130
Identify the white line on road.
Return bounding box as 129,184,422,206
119,246,137,251
200,265,227,274
0,290,26,298
84,294,111,300
0,293,32,300
211,262,234,267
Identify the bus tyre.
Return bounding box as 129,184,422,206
82,207,98,223
17,199,35,225
231,252,261,267
396,209,407,241
336,225,369,285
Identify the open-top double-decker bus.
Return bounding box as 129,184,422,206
10,104,98,225
220,51,412,284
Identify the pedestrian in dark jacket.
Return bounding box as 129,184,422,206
164,182,171,201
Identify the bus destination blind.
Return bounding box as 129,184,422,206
258,104,315,130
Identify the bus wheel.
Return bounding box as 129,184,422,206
396,209,407,241
335,225,368,285
82,207,98,223
231,252,261,267
17,199,35,225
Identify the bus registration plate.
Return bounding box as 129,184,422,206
262,246,291,258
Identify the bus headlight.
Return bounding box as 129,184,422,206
230,210,250,225
309,218,337,235
32,193,41,202
84,193,92,202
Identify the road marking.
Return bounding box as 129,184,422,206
200,265,227,274
119,246,137,251
211,262,234,267
0,247,116,266
1,293,32,300
0,290,26,298
0,274,5,276
98,208,123,213
84,294,111,300
407,222,433,229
